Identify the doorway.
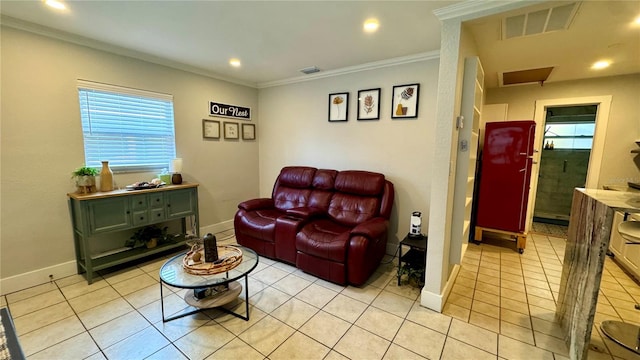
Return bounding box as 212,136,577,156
533,105,597,225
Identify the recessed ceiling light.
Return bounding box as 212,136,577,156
44,0,66,10
363,18,379,33
591,60,611,70
229,58,241,67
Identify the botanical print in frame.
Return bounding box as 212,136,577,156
328,92,349,122
357,88,381,120
391,83,420,119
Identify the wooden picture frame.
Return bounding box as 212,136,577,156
223,122,239,139
328,92,349,122
202,119,220,139
242,123,256,140
391,83,420,119
357,88,381,120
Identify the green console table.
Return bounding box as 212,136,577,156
67,183,199,284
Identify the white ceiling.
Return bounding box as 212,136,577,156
1,1,638,89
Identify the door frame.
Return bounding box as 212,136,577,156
526,95,612,232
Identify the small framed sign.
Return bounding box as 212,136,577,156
391,83,420,119
242,124,256,140
223,122,239,139
209,101,251,120
357,88,381,120
202,119,220,139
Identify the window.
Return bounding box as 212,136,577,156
544,123,595,149
77,80,176,172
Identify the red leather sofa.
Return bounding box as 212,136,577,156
234,166,394,286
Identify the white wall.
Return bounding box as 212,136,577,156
486,74,640,188
258,60,439,250
0,27,259,292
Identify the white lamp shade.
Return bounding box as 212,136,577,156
171,158,183,173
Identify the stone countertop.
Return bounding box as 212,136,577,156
579,188,640,213
602,184,640,192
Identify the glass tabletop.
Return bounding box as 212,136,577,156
159,245,258,289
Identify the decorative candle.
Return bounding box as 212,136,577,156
171,158,183,173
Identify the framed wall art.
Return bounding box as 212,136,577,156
391,83,420,119
242,123,256,140
328,92,349,122
202,119,220,139
357,88,381,120
223,122,239,139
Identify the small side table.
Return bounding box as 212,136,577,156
397,234,427,286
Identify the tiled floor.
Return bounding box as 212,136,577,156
1,230,639,359
531,222,569,238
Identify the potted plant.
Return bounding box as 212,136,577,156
399,264,425,287
72,166,99,194
126,225,169,249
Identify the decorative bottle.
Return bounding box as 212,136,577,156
203,233,219,262
100,161,114,191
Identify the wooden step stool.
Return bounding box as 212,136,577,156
474,226,527,254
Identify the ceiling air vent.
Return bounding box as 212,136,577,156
503,2,578,39
499,67,554,87
300,66,320,75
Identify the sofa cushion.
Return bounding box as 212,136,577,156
296,219,351,262
235,208,281,241
334,171,385,196
328,193,380,227
277,166,316,188
274,188,312,211
312,169,337,190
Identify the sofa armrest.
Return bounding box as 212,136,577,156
350,218,388,239
238,198,274,211
286,207,325,219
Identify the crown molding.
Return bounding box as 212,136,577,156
433,0,544,22
0,15,258,88
257,51,440,89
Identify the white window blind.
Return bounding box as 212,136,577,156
77,80,176,172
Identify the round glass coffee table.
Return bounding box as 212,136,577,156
159,245,258,322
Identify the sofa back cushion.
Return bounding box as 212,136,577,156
328,171,385,226
273,167,317,211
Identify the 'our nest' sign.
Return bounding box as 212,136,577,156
209,101,251,120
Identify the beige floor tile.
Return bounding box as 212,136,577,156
529,304,556,323
477,273,501,287
498,334,554,360
454,276,477,289
68,286,122,314
205,338,262,360
451,283,475,298
272,261,297,273
384,281,421,301
530,317,564,339
501,279,526,292
13,301,75,336
382,343,427,360
271,273,312,296
394,319,446,359
501,297,529,315
315,278,346,293
502,266,523,277
469,310,500,333
500,320,534,345
5,283,59,304
476,281,500,296
148,345,188,360
472,299,500,319
111,273,158,296
334,325,390,360
77,297,134,330
323,293,368,323
526,285,554,300
124,284,172,309
501,272,525,284
406,302,452,334
474,289,500,306
249,285,291,313
442,303,470,322
478,267,500,278
213,302,267,335
104,325,169,360
366,269,395,289
0,296,6,308
300,310,350,347
479,261,500,271
28,331,100,360
372,290,414,318
271,297,318,329
501,308,532,329
534,331,570,356
54,274,88,289
18,315,86,356
501,288,528,303
441,337,495,360
447,292,472,309
524,276,550,289
602,288,636,303
251,266,290,285
355,306,404,341
449,318,498,354
295,283,338,308
174,321,235,360
138,293,192,324
59,278,111,300
270,331,330,359
85,351,107,360
8,289,66,318
153,313,212,341
102,267,146,285
459,268,478,280
89,311,151,349
527,294,556,311
342,283,383,304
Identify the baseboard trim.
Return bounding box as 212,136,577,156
0,220,236,296
0,261,77,295
420,263,460,312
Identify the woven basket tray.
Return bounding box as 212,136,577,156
182,245,243,275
